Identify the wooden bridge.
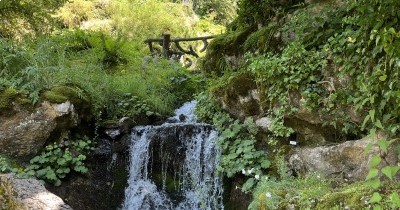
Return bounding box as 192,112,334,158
144,34,215,58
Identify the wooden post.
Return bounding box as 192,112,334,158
162,34,171,58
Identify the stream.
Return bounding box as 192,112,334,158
122,101,224,210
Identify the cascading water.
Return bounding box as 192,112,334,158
122,101,224,210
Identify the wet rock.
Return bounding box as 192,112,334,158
165,117,179,123
178,114,186,122
0,173,72,210
105,128,121,140
0,101,78,159
46,135,130,210
288,135,399,181
119,117,134,134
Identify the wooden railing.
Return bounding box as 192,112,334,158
144,34,215,58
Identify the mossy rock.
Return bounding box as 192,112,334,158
43,85,91,117
0,88,18,110
202,27,255,75
212,72,261,119
0,180,22,210
244,24,280,53
0,87,30,116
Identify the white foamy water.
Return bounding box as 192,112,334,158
122,101,223,210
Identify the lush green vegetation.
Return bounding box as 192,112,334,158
0,0,230,186
24,138,94,186
1,0,400,208
196,0,400,208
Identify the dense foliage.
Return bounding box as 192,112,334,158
0,0,225,188
0,0,67,38
24,138,94,186
198,0,400,208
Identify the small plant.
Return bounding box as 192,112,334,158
0,155,22,174
111,92,159,119
24,137,94,186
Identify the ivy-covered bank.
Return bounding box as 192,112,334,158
197,0,400,209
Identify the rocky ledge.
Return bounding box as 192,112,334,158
0,173,72,210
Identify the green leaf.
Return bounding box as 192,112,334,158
74,165,88,173
370,155,381,168
260,159,271,168
46,170,57,181
377,139,396,153
370,128,376,140
369,109,375,122
375,120,383,129
57,158,66,166
379,74,387,81
366,168,379,180
368,178,381,189
389,192,400,208
362,115,370,129
54,179,62,187
381,166,400,180
241,178,255,193
370,192,382,203
365,142,374,155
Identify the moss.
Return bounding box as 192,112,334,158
99,119,119,128
316,183,372,209
43,91,69,104
250,176,400,210
42,85,92,117
152,173,179,194
0,87,18,110
202,27,255,75
0,87,31,116
0,180,22,210
244,24,279,53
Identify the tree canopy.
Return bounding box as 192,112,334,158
0,0,67,38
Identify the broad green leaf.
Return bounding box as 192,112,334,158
389,192,400,208
242,178,255,192
260,159,271,168
381,165,400,180
366,168,379,180
368,178,381,189
370,192,382,203
370,155,381,168
377,139,396,153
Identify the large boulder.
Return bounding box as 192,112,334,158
213,73,263,120
0,173,72,210
0,101,78,159
288,135,399,181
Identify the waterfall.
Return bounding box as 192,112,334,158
122,101,224,210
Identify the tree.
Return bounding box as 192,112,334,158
0,0,67,38
172,0,238,25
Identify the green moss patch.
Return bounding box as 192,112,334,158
202,27,254,75
244,24,279,53
0,88,18,110
43,85,91,113
0,179,22,210
249,177,400,210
